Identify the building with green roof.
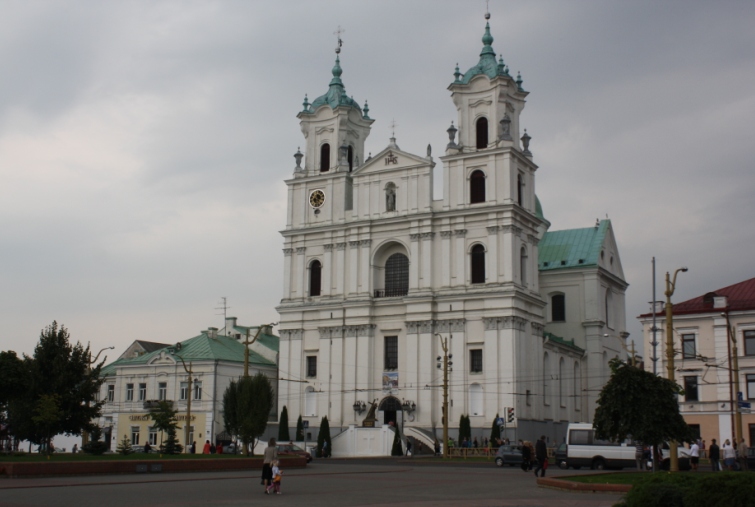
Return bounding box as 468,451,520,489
97,323,278,451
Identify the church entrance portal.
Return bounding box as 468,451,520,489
378,396,402,426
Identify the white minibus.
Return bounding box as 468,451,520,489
564,423,635,470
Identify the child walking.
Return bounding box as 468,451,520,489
266,460,283,495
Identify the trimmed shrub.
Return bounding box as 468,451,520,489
684,473,755,507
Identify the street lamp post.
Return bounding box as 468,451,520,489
665,266,687,473
434,333,452,459
243,323,278,377
175,355,194,454
723,310,744,448
82,345,114,446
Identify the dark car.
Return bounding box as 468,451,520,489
555,443,568,469
494,445,523,467
276,443,312,463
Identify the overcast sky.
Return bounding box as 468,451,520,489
1,0,754,363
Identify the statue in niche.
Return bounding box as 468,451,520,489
362,399,378,427
385,183,396,212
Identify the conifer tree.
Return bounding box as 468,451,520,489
295,415,304,441
278,405,290,441
490,413,501,445
116,435,134,455
316,416,331,457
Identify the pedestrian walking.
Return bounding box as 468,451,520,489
262,438,277,492
689,441,700,471
722,439,736,471
737,438,748,471
635,441,644,470
266,460,283,495
708,439,720,472
521,441,532,472
203,440,211,454
534,436,548,478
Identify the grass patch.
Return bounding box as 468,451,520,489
564,473,658,486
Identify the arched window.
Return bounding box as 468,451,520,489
469,383,483,416
559,358,565,407
573,361,581,411
470,170,485,204
551,294,565,322
348,145,354,172
309,260,322,297
305,387,317,416
543,352,550,406
320,143,330,172
517,174,523,206
385,253,409,297
471,244,486,284
475,117,488,149
520,246,528,286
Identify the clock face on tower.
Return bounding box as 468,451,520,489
309,189,325,208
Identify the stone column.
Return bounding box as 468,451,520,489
486,226,499,283
336,243,347,296
359,240,372,295
323,244,334,296
453,229,467,286
296,247,307,298
420,233,434,289
282,248,294,299
409,234,421,291
440,231,453,287
348,241,360,295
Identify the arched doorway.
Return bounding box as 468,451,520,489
378,395,403,426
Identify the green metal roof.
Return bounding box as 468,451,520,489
543,331,584,353
459,22,511,85
229,326,279,353
100,332,275,377
306,56,363,113
538,220,610,271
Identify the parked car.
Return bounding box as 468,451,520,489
494,445,523,467
276,443,312,463
555,443,568,469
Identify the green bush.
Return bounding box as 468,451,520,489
684,473,755,507
619,474,694,507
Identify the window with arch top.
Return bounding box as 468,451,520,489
475,117,489,149
320,143,330,172
384,253,409,297
471,244,486,284
309,260,322,297
517,174,523,206
470,170,485,204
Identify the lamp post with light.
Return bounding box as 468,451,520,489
665,266,688,472
434,333,452,459
722,310,744,449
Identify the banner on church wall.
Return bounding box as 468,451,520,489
382,372,398,392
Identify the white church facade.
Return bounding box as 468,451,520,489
276,17,629,449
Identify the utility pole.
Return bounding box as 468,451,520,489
435,333,452,459
176,355,194,454
723,310,744,448
665,266,688,472
243,323,278,377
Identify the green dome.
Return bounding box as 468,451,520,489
535,195,545,221
309,56,362,112
459,22,504,85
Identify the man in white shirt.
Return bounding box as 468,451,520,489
689,441,700,471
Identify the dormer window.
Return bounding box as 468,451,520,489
476,117,489,149
320,143,330,172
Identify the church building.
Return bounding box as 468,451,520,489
276,14,629,448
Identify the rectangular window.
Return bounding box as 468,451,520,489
688,424,701,442
551,294,566,322
148,427,158,446
306,356,317,378
158,382,167,401
684,376,699,402
747,374,755,400
139,383,147,401
126,383,134,402
107,384,115,402
180,382,188,401
470,349,483,373
745,330,755,356
131,426,140,445
682,334,696,359
193,381,202,400
384,336,398,370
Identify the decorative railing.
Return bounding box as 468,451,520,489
373,288,408,298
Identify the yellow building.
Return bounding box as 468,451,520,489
639,277,755,447
98,321,278,451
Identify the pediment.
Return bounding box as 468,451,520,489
352,146,432,177
147,350,177,366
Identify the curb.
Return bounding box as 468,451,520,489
537,476,631,493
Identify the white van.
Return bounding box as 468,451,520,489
564,423,635,470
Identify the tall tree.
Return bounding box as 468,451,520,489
316,416,331,458
6,322,105,446
234,373,275,455
32,394,62,454
295,415,304,441
149,400,182,453
278,405,290,441
490,413,501,445
222,379,239,444
594,358,693,468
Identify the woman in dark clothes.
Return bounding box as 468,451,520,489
262,438,277,493
521,441,532,472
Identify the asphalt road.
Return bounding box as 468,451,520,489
1,458,623,507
